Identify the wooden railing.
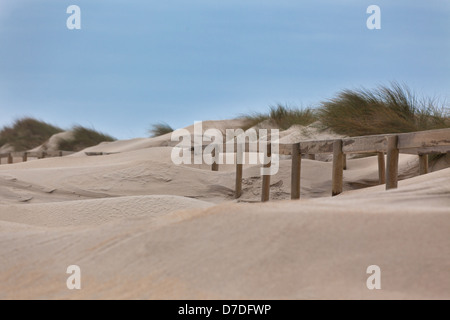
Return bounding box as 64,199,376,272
0,151,74,164
210,128,450,202
2,128,448,202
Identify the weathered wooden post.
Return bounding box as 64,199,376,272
59,151,63,157
377,152,386,184
41,151,47,159
211,148,219,172
235,141,243,199
418,154,428,175
22,152,28,162
7,153,13,164
261,142,271,202
332,139,344,196
291,143,301,200
307,154,315,160
343,154,347,170
386,135,399,190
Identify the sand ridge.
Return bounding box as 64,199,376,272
0,120,449,299
0,170,449,299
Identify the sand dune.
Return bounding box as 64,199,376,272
0,145,422,205
0,195,213,227
0,169,448,299
0,121,449,299
79,119,249,155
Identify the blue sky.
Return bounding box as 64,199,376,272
0,0,449,139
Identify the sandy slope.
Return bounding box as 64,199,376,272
0,195,213,227
0,120,448,299
0,145,422,205
0,169,448,299
79,119,250,154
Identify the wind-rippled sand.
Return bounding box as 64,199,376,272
0,122,449,299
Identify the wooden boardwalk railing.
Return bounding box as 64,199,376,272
208,128,450,202
2,128,448,202
0,151,73,165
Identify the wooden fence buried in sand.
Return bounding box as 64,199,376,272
0,151,74,164
209,128,450,202
1,128,448,203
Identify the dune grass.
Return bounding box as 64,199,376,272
318,83,450,136
0,118,63,151
241,104,318,130
240,84,449,136
58,126,116,151
2,84,448,153
149,122,174,137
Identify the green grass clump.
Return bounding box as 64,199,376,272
318,82,450,136
149,122,174,137
0,117,63,151
58,126,116,151
242,104,318,130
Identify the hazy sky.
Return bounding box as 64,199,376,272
0,0,449,139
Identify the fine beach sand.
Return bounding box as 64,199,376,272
0,120,449,299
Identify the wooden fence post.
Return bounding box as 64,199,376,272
235,142,243,199
419,154,428,175
41,151,47,159
386,135,399,190
22,152,28,162
307,154,315,160
377,152,386,184
291,143,301,200
7,153,13,164
343,154,347,170
261,142,271,202
211,148,219,171
332,140,344,196
59,151,63,157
